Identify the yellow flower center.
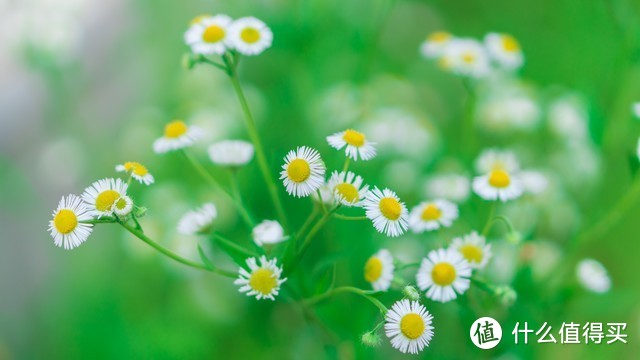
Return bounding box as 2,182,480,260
190,14,211,25
53,209,78,234
488,169,511,188
364,257,383,282
123,162,148,176
164,120,188,139
459,244,483,264
400,313,425,340
431,262,456,286
202,25,225,43
428,31,451,43
462,52,476,64
342,129,366,147
286,159,311,183
335,183,359,203
379,197,402,220
115,197,128,211
249,268,277,295
95,190,120,212
421,204,442,221
240,27,261,44
502,35,520,52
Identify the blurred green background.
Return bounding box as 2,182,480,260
2,0,640,359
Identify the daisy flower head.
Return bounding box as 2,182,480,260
252,220,287,246
363,249,394,291
184,14,232,55
153,120,203,154
177,203,217,235
326,129,376,161
472,168,523,202
484,32,524,70
576,258,611,293
228,17,273,56
81,178,129,218
475,148,520,174
113,195,134,217
409,199,459,233
385,299,434,354
442,38,491,78
327,171,369,206
49,194,93,250
450,231,492,269
420,31,453,59
279,146,325,198
234,256,287,300
363,187,409,237
208,140,255,167
416,248,472,303
115,161,154,185
311,182,337,207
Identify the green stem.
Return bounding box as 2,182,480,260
211,232,259,258
333,214,367,221
119,222,235,277
397,262,421,270
81,218,116,224
302,286,387,314
461,78,477,160
471,277,497,294
342,157,351,172
288,207,339,272
226,55,288,229
481,202,497,236
228,169,255,227
296,207,320,239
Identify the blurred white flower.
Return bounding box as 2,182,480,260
419,31,453,59
362,108,434,160
153,120,203,154
484,33,524,70
441,38,491,78
252,220,286,246
547,96,589,141
408,200,458,233
115,161,154,185
208,140,254,166
520,170,548,194
450,231,492,269
177,203,217,235
475,149,520,173
478,93,540,132
473,169,524,202
424,174,470,202
576,258,611,293
364,249,394,291
326,129,377,161
228,17,273,56
311,182,337,206
184,14,233,55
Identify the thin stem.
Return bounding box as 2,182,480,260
288,206,339,272
461,78,477,159
226,55,288,229
296,207,320,239
228,169,255,227
119,222,235,277
342,157,351,172
302,286,387,314
211,232,259,258
397,262,420,270
333,214,367,221
316,190,329,215
471,277,497,294
482,202,497,236
81,218,116,225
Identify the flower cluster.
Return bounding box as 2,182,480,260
420,31,524,76
185,15,272,56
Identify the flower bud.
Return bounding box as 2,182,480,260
402,285,421,301
182,53,197,70
135,206,148,218
361,331,382,347
506,231,522,244
495,285,517,306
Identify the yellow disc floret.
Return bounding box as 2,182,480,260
459,244,483,264
488,169,511,188
202,25,225,43
501,35,520,52
364,257,383,282
164,120,188,139
421,204,442,221
287,159,311,183
95,190,120,212
335,183,359,203
400,313,425,340
249,268,277,295
342,129,366,147
431,262,456,286
240,27,261,43
123,162,148,177
379,197,402,220
54,209,78,234
428,31,451,43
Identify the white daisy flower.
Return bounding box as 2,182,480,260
416,248,472,303
484,32,524,70
48,194,93,250
81,178,129,218
311,182,337,206
409,199,459,233
184,14,233,55
327,171,369,206
424,174,471,203
419,31,453,59
442,38,491,78
472,169,524,202
228,17,273,56
153,120,203,154
475,149,520,174
450,231,492,269
177,203,217,235
208,140,255,166
520,170,549,194
364,249,394,291
362,187,409,237
252,220,287,246
279,146,326,198
113,195,134,217
234,256,287,300
326,129,376,161
632,102,640,119
115,161,154,185
384,299,434,354
576,259,611,293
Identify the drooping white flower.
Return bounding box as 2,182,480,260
177,203,217,235
252,220,286,246
576,259,611,293
208,140,254,166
